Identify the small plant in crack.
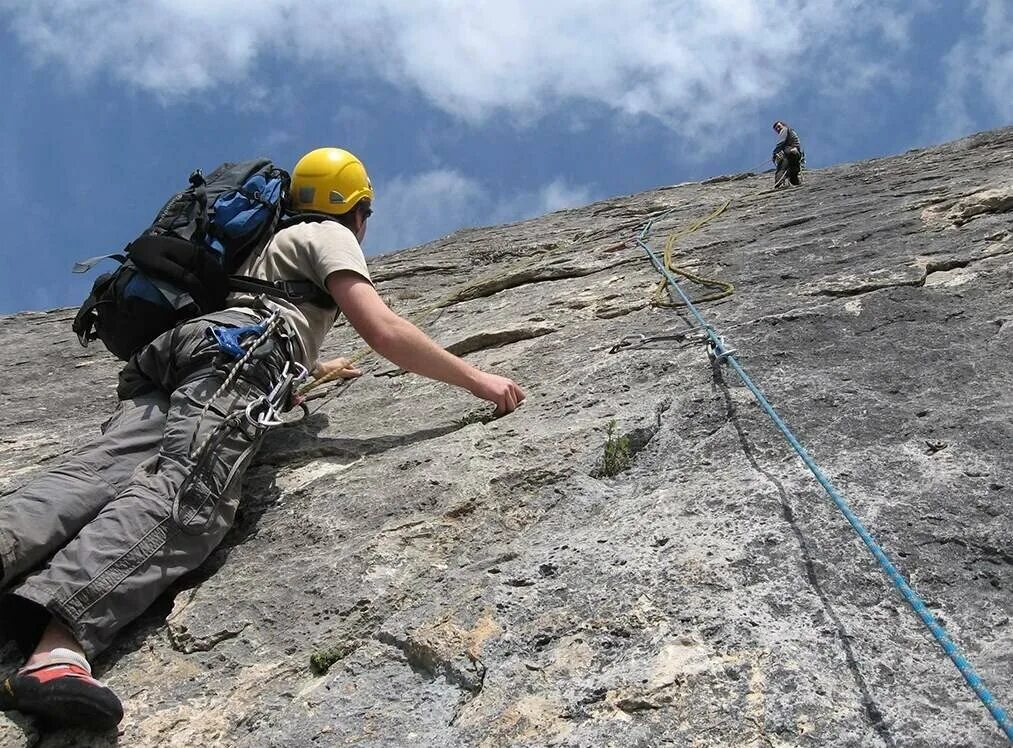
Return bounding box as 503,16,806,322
309,641,358,675
457,408,494,427
596,419,631,478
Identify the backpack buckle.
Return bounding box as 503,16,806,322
275,280,310,302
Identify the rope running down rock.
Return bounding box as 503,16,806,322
636,202,1013,742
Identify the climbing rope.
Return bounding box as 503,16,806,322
652,199,735,306
302,172,765,397
636,210,1013,741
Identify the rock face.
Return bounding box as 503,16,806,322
1,128,1011,747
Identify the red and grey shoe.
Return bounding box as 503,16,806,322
0,649,123,730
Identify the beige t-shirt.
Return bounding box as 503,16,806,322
226,220,371,368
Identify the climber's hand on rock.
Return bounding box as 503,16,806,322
312,357,362,382
469,372,525,416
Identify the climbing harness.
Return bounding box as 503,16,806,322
636,209,1013,741
188,310,288,459
173,309,309,534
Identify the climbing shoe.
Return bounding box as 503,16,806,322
0,649,123,730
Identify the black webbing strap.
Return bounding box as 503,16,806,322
228,276,333,308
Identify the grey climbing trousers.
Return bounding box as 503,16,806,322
0,309,291,658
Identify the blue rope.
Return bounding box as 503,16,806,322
637,214,1013,741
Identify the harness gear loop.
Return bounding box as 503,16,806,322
188,309,284,460
244,360,310,429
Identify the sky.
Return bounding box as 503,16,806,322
1,0,1010,314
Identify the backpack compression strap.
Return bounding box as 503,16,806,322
228,276,334,308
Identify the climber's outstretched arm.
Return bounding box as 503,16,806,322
326,270,525,414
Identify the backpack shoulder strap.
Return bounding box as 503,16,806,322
275,211,341,232
227,209,341,307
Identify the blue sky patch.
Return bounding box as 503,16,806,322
1,0,1010,313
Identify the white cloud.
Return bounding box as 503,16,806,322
363,169,595,255
535,179,594,214
930,0,1013,142
364,168,485,253
1,0,936,133
489,179,594,224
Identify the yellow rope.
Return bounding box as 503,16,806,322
304,193,743,395
652,199,735,307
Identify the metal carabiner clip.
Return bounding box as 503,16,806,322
245,397,285,428
243,359,311,428
609,334,646,354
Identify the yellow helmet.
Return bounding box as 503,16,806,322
290,147,373,216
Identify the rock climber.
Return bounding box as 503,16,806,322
0,147,525,731
772,120,805,188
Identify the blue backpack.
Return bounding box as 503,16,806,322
72,158,331,360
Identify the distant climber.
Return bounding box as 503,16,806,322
772,120,805,188
0,148,525,732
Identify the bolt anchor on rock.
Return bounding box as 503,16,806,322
707,335,737,364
